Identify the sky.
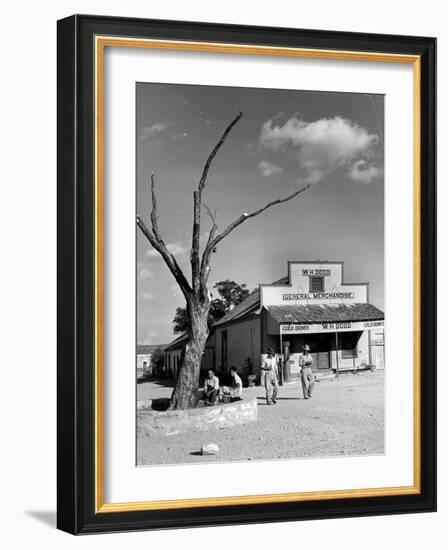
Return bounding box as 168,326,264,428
136,83,384,345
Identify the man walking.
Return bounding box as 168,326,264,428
299,344,315,399
261,348,278,405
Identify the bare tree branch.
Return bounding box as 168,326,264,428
191,112,243,295
210,182,313,250
198,111,243,196
198,183,312,296
202,203,217,224
149,173,163,243
137,216,192,298
137,174,192,298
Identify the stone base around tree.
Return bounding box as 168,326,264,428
137,398,258,437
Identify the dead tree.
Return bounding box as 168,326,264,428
137,112,312,409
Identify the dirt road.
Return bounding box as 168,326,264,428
137,371,384,466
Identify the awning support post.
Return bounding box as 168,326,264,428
335,331,340,379
279,327,283,386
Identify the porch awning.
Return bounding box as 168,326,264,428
266,303,384,335
266,302,384,325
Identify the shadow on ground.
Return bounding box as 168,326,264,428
256,396,306,403
137,377,175,387
151,397,171,411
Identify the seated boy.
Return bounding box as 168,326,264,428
203,369,219,406
220,366,244,402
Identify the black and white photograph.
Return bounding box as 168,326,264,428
136,83,385,467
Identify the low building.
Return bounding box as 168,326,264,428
165,261,385,383
136,344,167,378
164,333,188,378
136,355,152,379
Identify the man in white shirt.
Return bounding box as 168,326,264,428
229,366,243,401
203,369,219,406
261,348,279,405
299,344,315,399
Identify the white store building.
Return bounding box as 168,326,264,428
200,260,385,382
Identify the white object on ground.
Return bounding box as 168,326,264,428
201,443,220,455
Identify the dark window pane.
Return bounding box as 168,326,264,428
309,276,324,292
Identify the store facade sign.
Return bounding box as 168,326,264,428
280,320,385,335
301,268,331,276
261,262,368,306
282,292,355,301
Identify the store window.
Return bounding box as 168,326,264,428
309,276,324,292
341,346,358,359
340,332,360,358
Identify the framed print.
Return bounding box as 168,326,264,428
57,15,436,534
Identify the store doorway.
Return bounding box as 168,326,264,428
310,333,332,370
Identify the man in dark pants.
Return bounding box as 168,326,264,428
299,344,315,399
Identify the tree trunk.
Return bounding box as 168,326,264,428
169,299,210,409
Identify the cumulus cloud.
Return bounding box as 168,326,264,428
140,123,170,141
259,115,380,184
140,123,190,146
137,265,153,279
146,242,188,259
348,159,382,184
258,160,283,177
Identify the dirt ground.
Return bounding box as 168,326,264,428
137,371,384,466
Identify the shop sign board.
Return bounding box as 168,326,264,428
280,320,384,335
